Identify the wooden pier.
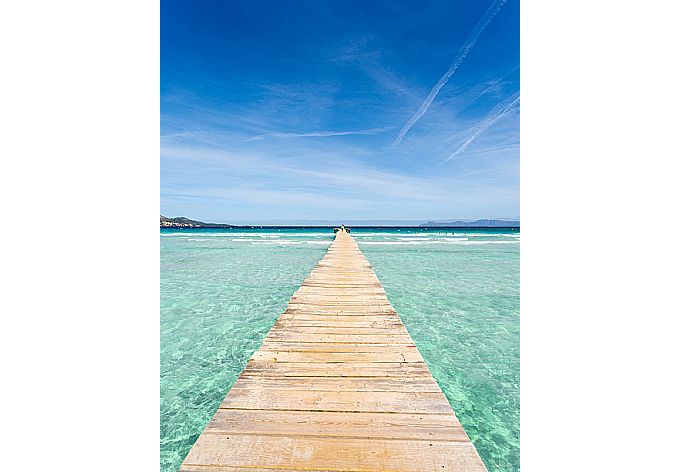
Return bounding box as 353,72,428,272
180,229,487,471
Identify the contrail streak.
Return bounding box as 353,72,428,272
394,0,508,146
441,92,520,165
474,64,519,102
249,126,394,141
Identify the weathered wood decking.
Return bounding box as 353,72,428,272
181,229,487,471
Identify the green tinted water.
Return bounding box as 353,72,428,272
160,228,519,471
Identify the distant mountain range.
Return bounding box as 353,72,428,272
161,215,519,228
420,219,520,227
160,215,236,228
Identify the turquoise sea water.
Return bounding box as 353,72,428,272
160,227,519,471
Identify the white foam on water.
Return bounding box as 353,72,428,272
359,241,428,245
160,233,197,237
249,240,313,246
351,232,408,237
228,237,332,246
358,239,519,246
462,240,519,245
233,238,292,243
164,232,327,238
205,233,268,237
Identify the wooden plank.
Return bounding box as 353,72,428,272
263,333,414,344
274,319,404,328
240,360,432,378
283,310,398,316
291,294,390,300
182,434,487,472
285,305,396,311
229,377,444,393
280,313,399,320
267,331,411,338
181,229,487,471
268,325,410,335
204,409,468,441
220,389,453,414
258,342,420,353
298,287,384,292
250,350,424,363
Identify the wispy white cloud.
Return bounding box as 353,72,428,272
160,134,515,212
330,39,423,102
394,0,508,145
248,126,394,141
441,92,520,165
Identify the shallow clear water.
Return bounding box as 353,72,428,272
160,227,519,471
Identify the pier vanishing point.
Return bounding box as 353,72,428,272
181,228,488,471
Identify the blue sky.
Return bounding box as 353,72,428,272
161,0,519,224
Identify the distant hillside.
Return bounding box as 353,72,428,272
160,215,236,228
420,219,520,228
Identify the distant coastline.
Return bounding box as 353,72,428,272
420,219,520,228
160,215,519,229
160,215,237,228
